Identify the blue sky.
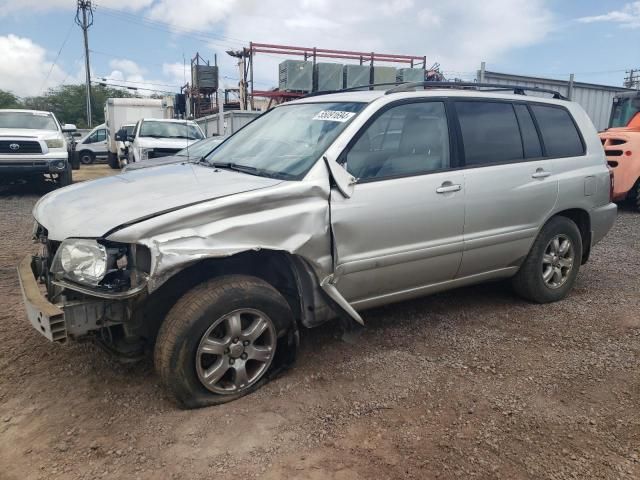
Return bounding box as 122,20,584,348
0,0,639,97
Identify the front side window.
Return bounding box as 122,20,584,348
204,102,365,179
456,101,523,166
96,129,107,142
344,101,450,180
84,131,98,143
530,105,584,157
139,121,204,140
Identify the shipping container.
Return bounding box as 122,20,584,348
479,70,634,131
372,66,397,89
279,60,313,92
195,111,262,137
315,63,343,92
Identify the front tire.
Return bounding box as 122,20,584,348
107,152,120,169
57,163,72,187
154,275,296,409
512,216,582,303
79,151,94,164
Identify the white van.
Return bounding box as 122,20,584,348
76,123,108,164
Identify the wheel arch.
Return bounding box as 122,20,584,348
552,208,591,264
137,249,339,343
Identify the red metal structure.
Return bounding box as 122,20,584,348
246,42,428,108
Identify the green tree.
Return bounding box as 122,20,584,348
0,89,22,108
23,84,138,128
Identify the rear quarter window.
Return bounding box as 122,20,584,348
530,105,584,157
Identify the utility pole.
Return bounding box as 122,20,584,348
624,69,640,89
226,49,251,110
75,1,94,127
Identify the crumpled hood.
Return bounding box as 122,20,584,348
0,128,61,139
34,163,282,240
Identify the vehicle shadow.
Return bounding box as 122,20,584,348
0,177,58,197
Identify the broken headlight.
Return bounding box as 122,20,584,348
51,239,108,286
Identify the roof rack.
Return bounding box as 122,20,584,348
385,81,567,100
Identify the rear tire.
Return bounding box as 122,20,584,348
512,216,582,303
634,182,640,212
79,151,94,165
154,275,296,409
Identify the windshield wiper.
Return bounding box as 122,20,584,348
210,162,296,180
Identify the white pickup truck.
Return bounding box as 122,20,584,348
0,109,76,187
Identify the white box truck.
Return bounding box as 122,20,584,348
104,98,166,168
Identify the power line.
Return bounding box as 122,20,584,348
92,3,242,51
39,19,76,94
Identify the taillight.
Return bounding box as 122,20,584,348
608,167,614,202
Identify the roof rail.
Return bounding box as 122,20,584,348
385,81,567,100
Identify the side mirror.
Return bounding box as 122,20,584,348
126,135,135,142
62,124,77,133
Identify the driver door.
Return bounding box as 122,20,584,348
330,100,466,308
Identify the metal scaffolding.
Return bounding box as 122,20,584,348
244,42,429,108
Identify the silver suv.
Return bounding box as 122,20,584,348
18,84,617,408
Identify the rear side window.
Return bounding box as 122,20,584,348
514,104,542,158
455,102,523,166
530,105,584,157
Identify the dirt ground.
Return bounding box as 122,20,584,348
0,166,638,479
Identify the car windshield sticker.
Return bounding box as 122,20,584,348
33,112,50,116
312,110,356,122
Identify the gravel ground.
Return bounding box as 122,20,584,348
0,169,638,479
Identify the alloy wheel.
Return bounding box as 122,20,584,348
195,309,276,394
542,234,574,289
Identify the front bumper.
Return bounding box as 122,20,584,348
0,157,68,175
591,202,618,245
17,255,66,342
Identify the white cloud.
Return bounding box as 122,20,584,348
577,2,640,28
212,0,554,87
1,0,555,95
0,0,154,16
0,34,72,96
147,0,239,32
109,58,147,77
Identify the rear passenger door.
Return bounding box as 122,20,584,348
455,100,558,278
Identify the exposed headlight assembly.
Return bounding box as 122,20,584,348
45,138,65,149
51,239,108,286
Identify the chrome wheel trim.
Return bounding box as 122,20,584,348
195,308,276,395
542,234,574,289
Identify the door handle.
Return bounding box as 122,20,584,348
436,183,462,194
532,169,551,179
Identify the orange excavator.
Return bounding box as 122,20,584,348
600,91,640,209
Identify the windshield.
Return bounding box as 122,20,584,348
204,102,365,179
176,136,225,157
610,95,640,128
0,111,58,130
140,121,203,140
